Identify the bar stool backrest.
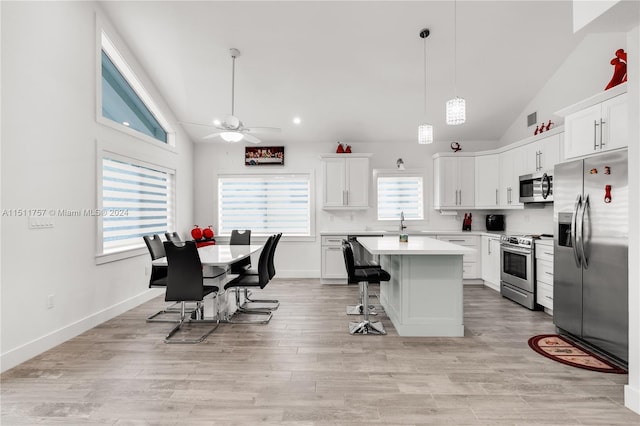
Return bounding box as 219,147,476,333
341,239,357,282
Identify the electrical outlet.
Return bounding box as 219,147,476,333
47,294,54,309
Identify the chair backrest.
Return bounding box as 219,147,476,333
256,235,276,288
230,229,251,245
165,232,182,243
143,234,166,260
230,229,252,272
267,233,282,279
341,239,357,283
163,241,205,302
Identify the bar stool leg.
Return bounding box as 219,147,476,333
346,282,377,316
349,281,386,335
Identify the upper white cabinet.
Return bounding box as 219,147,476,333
522,133,562,174
559,85,627,160
498,147,524,208
321,154,371,209
475,154,500,208
433,155,475,209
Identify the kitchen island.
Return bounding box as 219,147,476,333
357,236,475,337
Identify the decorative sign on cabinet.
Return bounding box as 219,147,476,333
433,154,475,210
556,83,627,160
321,154,371,210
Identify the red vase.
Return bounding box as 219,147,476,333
336,143,344,153
345,145,352,153
190,225,203,240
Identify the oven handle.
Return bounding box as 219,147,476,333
571,194,582,268
500,245,531,255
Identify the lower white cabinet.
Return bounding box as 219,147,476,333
436,234,480,281
321,235,347,283
481,235,501,291
535,240,554,313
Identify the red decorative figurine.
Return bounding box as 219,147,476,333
336,142,345,153
190,225,203,240
202,225,214,239
605,48,627,90
344,145,352,153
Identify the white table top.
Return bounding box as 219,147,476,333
357,236,475,255
152,244,263,267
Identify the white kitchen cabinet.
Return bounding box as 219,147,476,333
481,235,501,291
535,240,554,314
498,147,524,208
321,235,347,283
433,155,475,209
563,92,627,160
321,154,371,209
436,234,480,281
475,154,500,208
522,133,562,174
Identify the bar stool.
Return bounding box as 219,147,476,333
346,241,382,316
341,240,390,335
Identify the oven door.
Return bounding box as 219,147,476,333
500,244,534,292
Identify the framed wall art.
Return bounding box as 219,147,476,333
245,146,284,166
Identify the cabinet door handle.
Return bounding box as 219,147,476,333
487,239,491,254
594,120,599,151
600,119,606,148
327,239,342,243
327,247,342,251
342,190,347,206
545,271,553,276
544,295,553,300
495,189,499,205
458,190,462,205
544,251,553,256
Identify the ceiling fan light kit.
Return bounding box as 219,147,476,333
418,28,433,145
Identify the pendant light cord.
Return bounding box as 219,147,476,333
453,0,458,97
231,54,236,116
423,34,427,118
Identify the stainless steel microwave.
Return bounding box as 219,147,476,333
519,171,553,203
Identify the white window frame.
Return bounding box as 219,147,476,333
96,16,176,151
374,169,426,222
216,171,315,242
96,148,176,264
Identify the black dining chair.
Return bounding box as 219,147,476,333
243,233,281,310
223,235,275,324
165,231,182,243
143,234,182,323
342,239,390,335
229,229,252,275
163,241,220,343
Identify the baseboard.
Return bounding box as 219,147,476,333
274,269,319,279
0,289,163,373
625,384,640,415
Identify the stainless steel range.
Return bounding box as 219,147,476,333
500,235,537,310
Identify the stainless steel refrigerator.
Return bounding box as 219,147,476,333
554,150,628,363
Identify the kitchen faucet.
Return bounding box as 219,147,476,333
399,211,407,233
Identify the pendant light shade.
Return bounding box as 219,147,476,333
220,131,244,142
418,28,433,144
418,124,433,145
446,0,466,125
446,97,466,125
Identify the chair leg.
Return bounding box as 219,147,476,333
346,282,377,316
147,301,197,323
227,289,272,324
242,288,280,310
164,300,220,344
349,281,386,335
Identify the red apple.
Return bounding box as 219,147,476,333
190,225,202,240
203,226,214,239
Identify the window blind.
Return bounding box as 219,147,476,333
218,175,311,236
102,158,173,253
377,176,424,220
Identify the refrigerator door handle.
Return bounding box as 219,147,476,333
579,194,590,269
571,194,582,268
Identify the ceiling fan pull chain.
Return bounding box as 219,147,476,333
230,50,236,116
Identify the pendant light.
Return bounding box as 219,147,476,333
446,0,466,125
418,28,433,144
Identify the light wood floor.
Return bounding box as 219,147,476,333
2,280,638,425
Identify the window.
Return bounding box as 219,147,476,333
101,157,174,254
100,32,169,144
377,175,424,220
218,174,312,237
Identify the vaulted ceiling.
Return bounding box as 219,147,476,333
99,1,583,145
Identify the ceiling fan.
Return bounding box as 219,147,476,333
182,48,280,144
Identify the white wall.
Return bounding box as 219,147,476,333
573,0,620,33
0,1,194,372
194,138,501,277
500,32,627,145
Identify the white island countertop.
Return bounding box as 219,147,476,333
357,236,475,255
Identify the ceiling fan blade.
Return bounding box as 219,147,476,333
245,127,282,134
202,132,223,140
243,134,262,144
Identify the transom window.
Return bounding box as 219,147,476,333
100,32,169,144
218,174,311,236
377,175,424,221
101,157,174,254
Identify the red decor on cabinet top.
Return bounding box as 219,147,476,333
605,48,627,90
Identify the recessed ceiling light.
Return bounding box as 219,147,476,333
213,119,221,126
122,121,130,127
293,116,301,125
